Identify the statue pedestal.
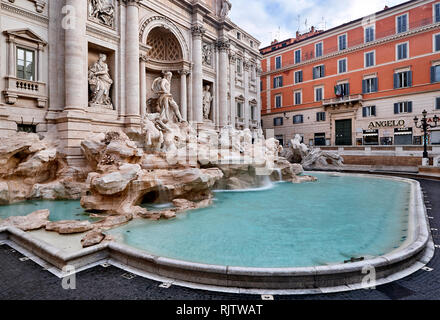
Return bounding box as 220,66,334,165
88,103,114,110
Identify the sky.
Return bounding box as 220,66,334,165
229,0,409,47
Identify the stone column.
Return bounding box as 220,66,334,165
191,24,205,125
125,0,140,124
139,54,148,119
228,52,236,127
7,36,15,77
256,67,262,127
216,39,230,128
64,0,87,111
243,59,250,129
178,70,189,121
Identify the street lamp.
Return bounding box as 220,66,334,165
414,110,439,163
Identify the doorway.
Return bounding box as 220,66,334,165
335,119,352,146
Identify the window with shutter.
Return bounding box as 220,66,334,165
432,65,440,83
295,50,301,64
276,56,282,69
397,43,408,60
338,35,347,50
315,43,323,57
435,3,440,23
436,97,440,110
435,34,440,52
397,14,408,33
365,27,375,43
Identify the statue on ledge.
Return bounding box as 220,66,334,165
220,0,232,18
202,85,213,121
88,53,113,109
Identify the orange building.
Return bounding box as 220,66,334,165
260,0,440,149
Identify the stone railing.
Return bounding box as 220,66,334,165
4,76,47,108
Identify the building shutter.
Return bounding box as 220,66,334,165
372,106,376,116
362,80,367,94
394,103,399,114
408,101,413,113
374,78,378,92
393,74,398,89
273,78,276,88
436,34,440,51
280,76,283,87
436,4,440,22
300,115,304,123
346,83,350,95
431,66,436,83
316,113,319,121
408,71,412,87
402,16,407,32
436,97,440,110
362,107,367,117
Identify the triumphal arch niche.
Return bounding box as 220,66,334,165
140,17,191,118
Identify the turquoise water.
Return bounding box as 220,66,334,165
0,200,90,222
107,173,412,268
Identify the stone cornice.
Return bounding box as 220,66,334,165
7,0,46,13
86,24,120,43
1,1,48,25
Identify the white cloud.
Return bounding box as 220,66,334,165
229,0,407,47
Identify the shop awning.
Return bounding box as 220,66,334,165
394,131,412,136
363,133,378,137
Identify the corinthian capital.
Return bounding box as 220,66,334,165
216,39,230,52
191,24,206,38
139,54,149,62
121,0,140,6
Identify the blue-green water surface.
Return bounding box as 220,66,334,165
107,173,412,268
0,200,90,222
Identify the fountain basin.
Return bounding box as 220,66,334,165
0,173,433,293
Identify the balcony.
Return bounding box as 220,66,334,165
4,76,47,108
323,94,363,108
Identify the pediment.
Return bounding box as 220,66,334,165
3,28,47,45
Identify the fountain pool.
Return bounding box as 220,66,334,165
0,200,90,222
107,173,413,268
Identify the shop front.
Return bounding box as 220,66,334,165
394,127,413,145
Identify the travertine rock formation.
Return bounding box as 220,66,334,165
282,134,344,169
0,209,49,231
0,132,86,204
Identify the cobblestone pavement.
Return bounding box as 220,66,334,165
0,178,439,300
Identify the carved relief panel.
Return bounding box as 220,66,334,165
88,0,115,28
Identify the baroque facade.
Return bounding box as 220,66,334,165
0,0,262,165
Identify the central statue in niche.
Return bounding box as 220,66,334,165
142,71,191,154
152,71,184,124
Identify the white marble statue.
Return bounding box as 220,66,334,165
88,53,113,109
282,134,344,168
89,0,115,27
220,0,232,18
202,85,213,120
152,71,184,124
